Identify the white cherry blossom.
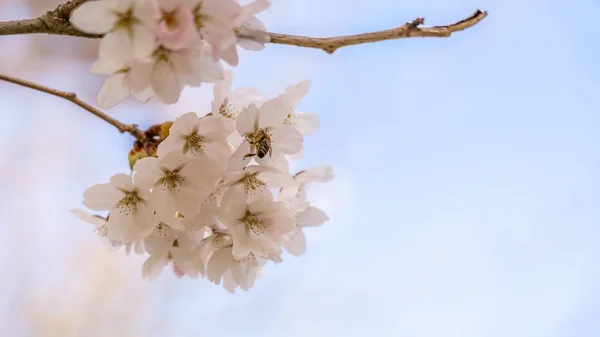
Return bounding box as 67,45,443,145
283,205,329,256
132,151,222,229
219,192,294,259
228,97,303,170
82,173,156,242
219,0,271,65
279,165,334,204
281,80,321,136
70,0,157,70
91,60,157,109
129,42,224,104
221,164,295,203
157,112,233,169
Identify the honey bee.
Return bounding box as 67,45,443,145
244,129,272,160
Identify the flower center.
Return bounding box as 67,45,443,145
242,210,266,236
184,129,205,154
161,10,179,28
116,190,140,215
283,109,297,125
219,99,236,119
192,3,209,30
111,8,140,37
157,167,187,191
243,175,266,195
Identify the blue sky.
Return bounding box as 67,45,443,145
0,0,599,336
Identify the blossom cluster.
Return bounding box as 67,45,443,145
70,0,271,108
72,73,333,292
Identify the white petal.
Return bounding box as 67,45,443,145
219,190,247,227
296,165,334,183
237,37,266,51
257,170,296,188
83,183,123,211
283,80,310,106
283,228,306,256
69,2,114,34
294,112,320,136
222,270,238,293
207,246,233,284
70,209,106,228
297,206,329,227
237,104,259,135
181,156,223,196
98,29,134,71
221,45,239,66
270,125,303,155
151,61,181,104
258,96,286,128
129,61,153,94
227,141,252,171
132,24,157,60
97,73,130,109
142,253,170,280
131,86,157,103
132,157,163,189
156,136,183,158
212,69,234,110
203,141,232,170
197,115,232,141
109,173,136,191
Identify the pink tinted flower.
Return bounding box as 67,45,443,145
154,0,197,50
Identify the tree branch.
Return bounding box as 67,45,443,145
0,73,147,142
0,0,487,52
268,10,488,53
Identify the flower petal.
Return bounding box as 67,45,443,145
70,1,115,34
83,183,123,211
237,104,259,135
207,246,233,284
151,61,181,104
297,206,329,227
283,228,306,256
270,125,303,155
132,157,162,189
96,72,130,109
294,112,320,136
109,173,136,191
258,96,286,128
283,79,310,107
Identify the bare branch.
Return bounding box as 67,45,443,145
0,0,101,38
0,0,487,52
268,10,488,53
0,73,147,142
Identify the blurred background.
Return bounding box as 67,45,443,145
0,0,599,336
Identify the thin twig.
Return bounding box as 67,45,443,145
268,10,488,53
0,73,147,142
0,0,488,52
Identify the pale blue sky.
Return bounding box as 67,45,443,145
0,0,599,336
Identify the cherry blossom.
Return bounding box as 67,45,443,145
219,192,294,259
228,97,304,170
132,151,222,229
73,77,333,291
129,41,224,104
82,173,156,242
70,0,157,70
281,80,321,136
157,112,233,169
283,205,329,256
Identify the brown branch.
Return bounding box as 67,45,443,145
268,10,488,53
0,0,487,52
0,73,147,142
0,0,101,38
